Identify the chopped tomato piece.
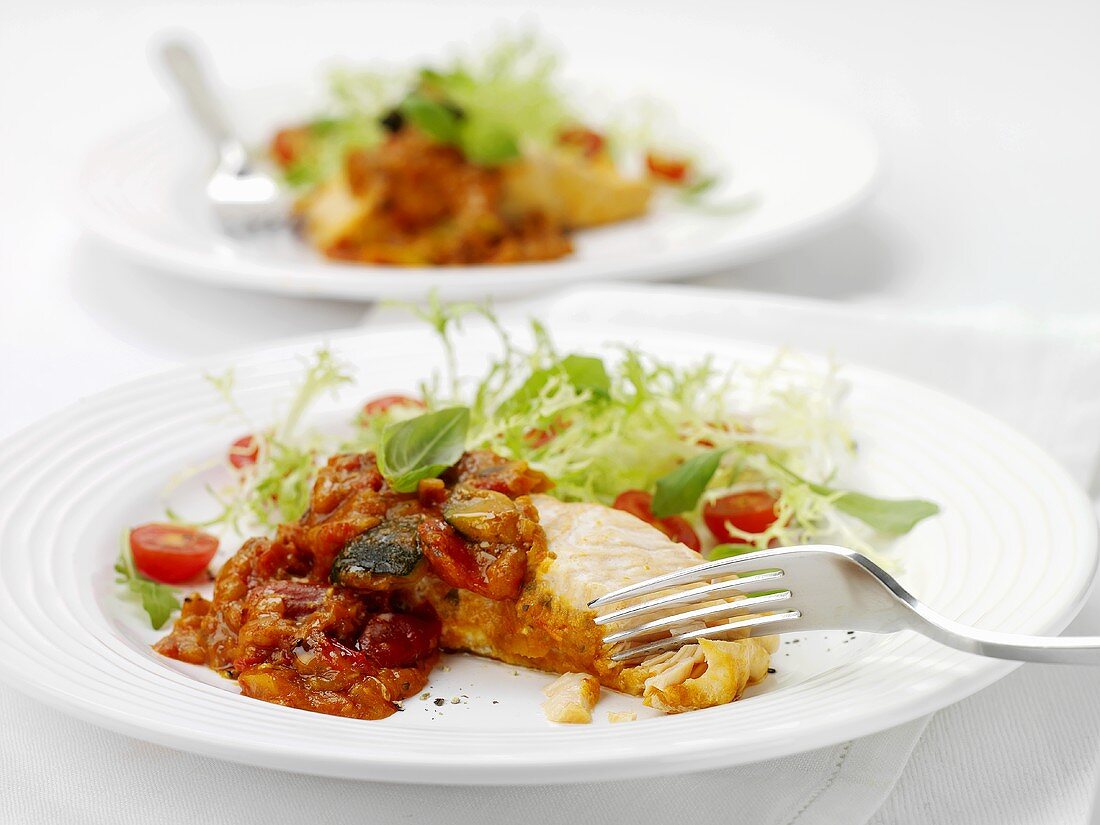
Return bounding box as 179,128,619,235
228,434,260,469
645,152,692,184
612,490,702,552
524,427,554,448
418,516,527,600
250,580,328,619
703,491,779,543
130,523,219,584
358,611,441,668
524,418,570,448
270,126,312,167
361,395,426,418
558,126,605,158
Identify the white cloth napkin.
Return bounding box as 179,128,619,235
3,284,1100,825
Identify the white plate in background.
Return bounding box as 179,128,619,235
76,76,877,301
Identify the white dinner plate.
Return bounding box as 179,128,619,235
75,75,877,302
0,307,1093,785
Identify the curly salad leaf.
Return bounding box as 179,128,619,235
413,32,573,161
165,348,353,532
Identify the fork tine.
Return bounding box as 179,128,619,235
592,569,786,626
609,611,802,663
588,547,799,609
601,589,793,645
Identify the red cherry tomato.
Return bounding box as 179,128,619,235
524,428,554,448
612,490,702,552
558,126,606,158
270,126,311,167
358,611,441,668
524,418,570,448
228,434,260,469
129,523,219,584
660,516,703,552
361,395,426,418
646,152,692,184
703,491,779,543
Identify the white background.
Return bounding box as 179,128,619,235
2,0,1100,821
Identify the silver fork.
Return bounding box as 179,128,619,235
590,545,1100,664
159,40,290,235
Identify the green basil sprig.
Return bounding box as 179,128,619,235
378,406,470,492
651,448,726,518
650,449,939,538
397,94,520,165
769,459,939,535
503,353,611,414
114,532,180,630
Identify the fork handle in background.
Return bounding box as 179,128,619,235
907,601,1100,665
159,40,248,170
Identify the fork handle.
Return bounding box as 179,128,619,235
159,40,244,163
912,608,1100,665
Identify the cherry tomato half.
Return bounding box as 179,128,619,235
358,611,441,668
361,395,426,418
703,491,779,543
129,523,219,584
524,418,570,448
270,127,311,167
228,434,260,469
645,152,692,184
558,126,606,158
612,490,702,552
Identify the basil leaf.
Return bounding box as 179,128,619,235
131,579,181,630
115,532,180,630
502,354,611,414
500,369,551,415
560,354,610,398
399,94,461,144
459,119,520,165
652,448,725,518
831,492,941,535
769,458,939,535
378,406,470,492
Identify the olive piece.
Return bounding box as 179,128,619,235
442,489,520,544
331,516,423,588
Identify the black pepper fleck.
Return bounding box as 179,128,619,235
433,697,445,707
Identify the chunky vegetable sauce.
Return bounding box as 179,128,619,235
155,449,550,719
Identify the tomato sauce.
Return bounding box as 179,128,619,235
154,450,551,719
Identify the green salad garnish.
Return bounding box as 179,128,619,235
115,532,180,630
167,299,938,559
281,33,576,185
